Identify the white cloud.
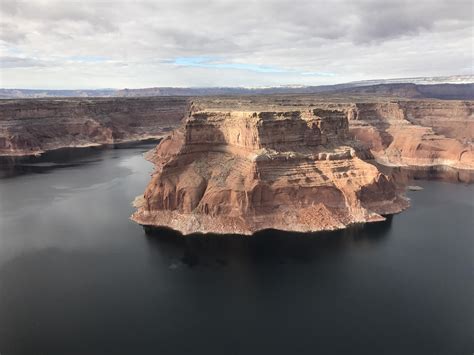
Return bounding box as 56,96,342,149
0,0,472,88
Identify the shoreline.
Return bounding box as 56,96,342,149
132,210,403,237
0,135,165,158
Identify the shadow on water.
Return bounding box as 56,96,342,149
144,216,393,268
0,139,160,178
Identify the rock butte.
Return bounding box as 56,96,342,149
131,107,409,235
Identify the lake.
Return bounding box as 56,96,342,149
0,142,472,355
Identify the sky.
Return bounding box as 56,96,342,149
0,0,472,89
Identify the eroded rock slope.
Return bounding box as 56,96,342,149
191,96,474,170
0,97,190,156
131,106,408,235
347,100,473,169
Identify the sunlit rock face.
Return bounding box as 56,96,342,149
0,97,190,156
347,101,474,170
132,107,408,235
188,96,474,171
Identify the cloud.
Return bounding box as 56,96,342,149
173,57,289,73
171,56,336,76
67,56,111,63
348,0,473,43
0,23,28,44
0,0,472,88
0,56,49,68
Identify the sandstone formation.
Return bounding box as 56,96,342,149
131,107,409,235
347,100,474,170
1,95,472,172
191,96,474,171
0,97,189,156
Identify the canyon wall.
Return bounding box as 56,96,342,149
1,95,472,171
131,107,408,235
347,100,473,170
191,96,473,170
0,97,190,156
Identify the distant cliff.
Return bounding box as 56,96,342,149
0,97,190,156
1,95,472,172
1,81,473,100
347,100,474,170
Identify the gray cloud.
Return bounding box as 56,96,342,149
0,56,49,68
349,0,473,43
0,0,472,88
0,23,29,43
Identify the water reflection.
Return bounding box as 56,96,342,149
377,164,474,185
1,143,472,355
144,217,393,268
0,139,160,179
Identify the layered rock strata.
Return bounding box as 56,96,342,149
346,101,474,170
131,108,408,235
0,97,190,156
191,97,474,170
2,95,471,171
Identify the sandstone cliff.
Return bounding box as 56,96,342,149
190,96,474,171
131,107,408,235
0,97,190,156
347,100,474,170
1,96,472,171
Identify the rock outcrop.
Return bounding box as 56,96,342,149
190,96,474,170
131,107,408,235
0,97,190,156
347,100,474,170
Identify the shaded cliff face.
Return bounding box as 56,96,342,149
131,107,408,235
1,81,473,99
347,100,474,170
0,97,190,156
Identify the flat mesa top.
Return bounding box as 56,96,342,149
190,108,346,123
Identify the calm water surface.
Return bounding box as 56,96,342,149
0,143,473,355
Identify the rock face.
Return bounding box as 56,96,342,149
0,97,190,156
189,96,474,170
1,95,472,171
131,107,408,235
347,100,474,170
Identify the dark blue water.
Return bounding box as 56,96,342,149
0,143,473,355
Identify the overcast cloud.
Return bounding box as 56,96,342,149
0,0,472,89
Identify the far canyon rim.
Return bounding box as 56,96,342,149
1,84,473,235
1,91,472,171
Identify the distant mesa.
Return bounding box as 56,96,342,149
1,75,473,99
